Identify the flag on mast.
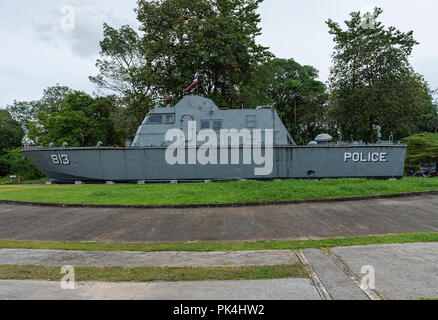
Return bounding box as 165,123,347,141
184,72,198,92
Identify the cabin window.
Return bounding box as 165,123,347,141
146,113,175,124
165,114,175,124
147,114,163,124
201,120,210,130
213,120,223,131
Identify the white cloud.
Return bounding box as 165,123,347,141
0,0,138,107
32,2,137,59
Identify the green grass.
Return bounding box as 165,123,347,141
0,177,49,185
0,264,307,282
0,233,436,253
0,177,437,205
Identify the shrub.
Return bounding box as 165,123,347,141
0,148,44,180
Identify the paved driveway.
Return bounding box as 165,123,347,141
0,243,436,300
0,195,437,242
333,242,438,300
0,279,321,300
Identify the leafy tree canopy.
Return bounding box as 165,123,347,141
402,132,438,164
0,110,26,177
7,86,125,148
0,148,44,180
0,110,24,151
137,0,271,108
7,85,73,132
26,92,124,147
264,58,328,143
89,24,155,137
327,8,436,142
91,0,271,113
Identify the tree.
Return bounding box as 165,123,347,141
7,85,73,132
136,0,270,107
402,132,438,166
327,8,436,142
264,58,328,143
426,90,438,133
89,24,155,137
0,148,44,180
27,92,124,147
0,110,24,151
90,0,271,135
0,110,25,177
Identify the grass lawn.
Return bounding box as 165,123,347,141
0,177,49,185
0,264,307,282
0,177,437,205
1,233,436,253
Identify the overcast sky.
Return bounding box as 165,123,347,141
1,0,437,108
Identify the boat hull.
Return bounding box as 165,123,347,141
21,145,407,183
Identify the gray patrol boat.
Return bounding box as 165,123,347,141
21,95,407,183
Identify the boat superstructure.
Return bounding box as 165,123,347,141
21,95,407,183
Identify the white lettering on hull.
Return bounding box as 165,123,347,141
51,154,70,165
344,152,388,163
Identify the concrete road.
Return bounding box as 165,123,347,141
0,249,298,267
0,243,436,300
0,194,437,242
0,279,321,300
332,242,438,300
303,248,370,300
